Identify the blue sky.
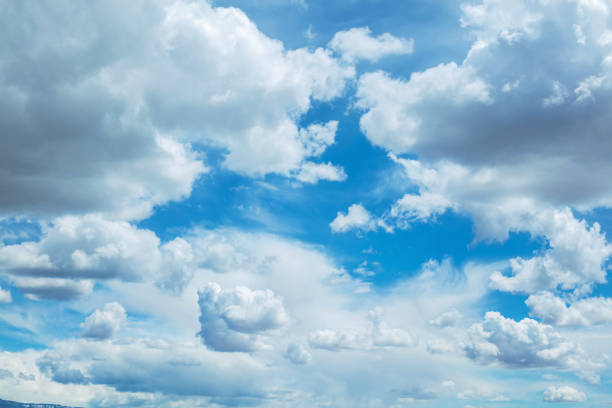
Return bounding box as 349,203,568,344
1,0,612,407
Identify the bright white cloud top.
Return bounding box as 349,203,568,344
0,0,612,407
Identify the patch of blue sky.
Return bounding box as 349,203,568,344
0,217,42,246
0,285,86,351
141,97,545,295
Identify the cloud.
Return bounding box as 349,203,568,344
488,209,612,294
526,292,612,327
309,309,416,351
329,27,414,63
350,0,612,301
197,282,290,352
0,287,11,303
543,385,587,403
294,161,347,184
81,302,127,340
429,310,463,328
0,0,355,222
463,312,599,377
285,343,312,365
35,338,267,399
378,155,612,295
330,204,390,233
0,215,194,299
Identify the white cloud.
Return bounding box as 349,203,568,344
81,302,127,340
329,27,414,63
374,154,612,295
356,63,490,154
489,209,612,294
0,287,11,303
309,309,416,351
294,161,347,184
351,0,612,292
0,215,194,299
429,310,463,328
543,385,587,403
285,343,312,365
197,282,290,352
526,292,612,327
463,312,599,376
330,204,389,233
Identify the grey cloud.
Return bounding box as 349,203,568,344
37,351,90,385
0,215,195,299
0,0,353,221
81,302,127,340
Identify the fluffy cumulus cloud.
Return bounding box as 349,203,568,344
329,27,414,62
543,385,587,403
0,215,194,299
526,292,612,327
81,302,127,340
463,312,600,379
0,0,354,221
349,0,612,300
197,282,290,352
356,0,612,212
330,204,391,233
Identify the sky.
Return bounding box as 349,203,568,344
1,0,612,407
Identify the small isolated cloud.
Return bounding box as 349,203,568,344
330,27,414,63
0,287,11,303
330,204,375,233
543,386,587,403
330,204,390,233
285,343,312,365
294,162,347,184
82,302,127,340
197,283,290,352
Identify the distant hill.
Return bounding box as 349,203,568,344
0,399,82,408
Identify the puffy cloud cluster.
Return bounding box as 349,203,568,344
463,312,599,379
81,302,127,340
0,215,194,299
489,209,612,294
309,309,416,351
197,282,290,352
543,385,587,403
0,0,355,222
526,292,612,327
329,27,414,62
346,0,612,302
